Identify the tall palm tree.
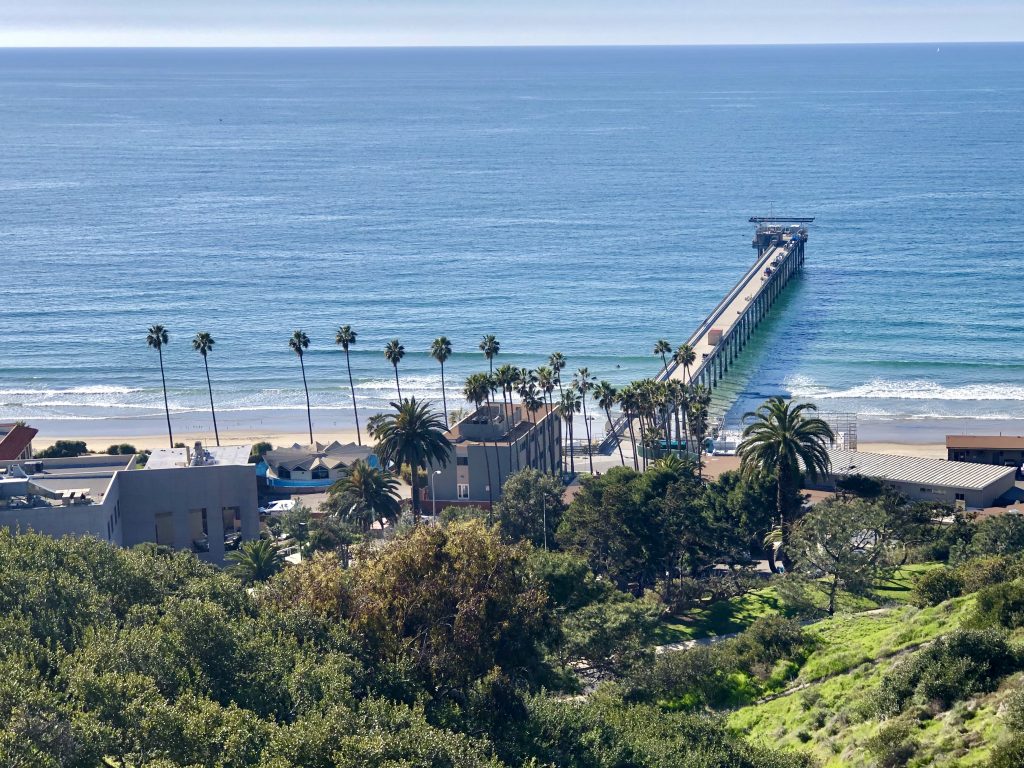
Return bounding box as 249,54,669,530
190,332,220,446
327,458,401,531
548,352,566,398
226,539,283,584
654,339,672,374
535,365,557,475
430,336,453,429
574,368,597,474
737,396,835,573
384,339,405,400
594,380,624,466
675,343,697,383
557,386,581,475
371,398,451,521
289,330,314,444
479,334,500,373
688,384,711,478
483,372,505,487
146,324,174,448
335,325,361,445
463,373,495,508
520,382,544,471
617,383,641,471
495,364,519,471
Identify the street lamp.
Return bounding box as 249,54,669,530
430,469,442,520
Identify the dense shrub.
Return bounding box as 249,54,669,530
1004,688,1024,732
960,555,1024,594
971,580,1024,630
106,443,138,455
912,568,963,607
969,517,1024,558
864,719,918,768
989,735,1024,768
35,439,88,458
875,629,1019,716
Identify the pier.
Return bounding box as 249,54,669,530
600,217,812,453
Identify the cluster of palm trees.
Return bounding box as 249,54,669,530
146,324,223,449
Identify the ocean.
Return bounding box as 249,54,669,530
1,45,1023,441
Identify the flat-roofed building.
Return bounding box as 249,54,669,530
947,435,1024,477
810,448,1018,509
426,403,562,511
0,441,258,564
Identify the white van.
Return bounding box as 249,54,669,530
259,499,296,516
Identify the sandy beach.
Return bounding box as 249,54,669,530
38,428,365,454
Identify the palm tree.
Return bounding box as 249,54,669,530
557,386,581,475
688,384,711,478
430,336,453,429
289,330,314,444
495,364,519,470
574,368,597,474
335,325,361,445
675,343,697,383
737,396,835,573
479,334,500,373
384,339,405,400
520,382,544,470
535,365,557,475
226,538,283,584
191,331,220,446
594,380,624,466
548,352,566,398
327,458,401,531
370,398,451,521
146,324,174,448
617,383,641,470
463,373,495,508
654,339,672,373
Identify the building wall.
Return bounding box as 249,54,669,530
429,415,562,508
948,448,1024,469
812,471,1016,509
0,496,120,544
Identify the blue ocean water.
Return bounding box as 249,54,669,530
1,45,1023,437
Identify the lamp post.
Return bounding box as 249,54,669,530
430,469,442,520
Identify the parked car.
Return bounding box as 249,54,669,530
259,499,296,516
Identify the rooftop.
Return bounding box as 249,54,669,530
826,448,1017,491
447,402,557,446
0,424,38,460
146,442,252,470
263,441,372,471
946,435,1024,450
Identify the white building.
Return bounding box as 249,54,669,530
0,441,259,564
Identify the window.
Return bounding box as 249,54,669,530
457,456,469,466
457,483,470,499
311,467,329,480
955,493,966,501
919,488,934,494
277,466,291,479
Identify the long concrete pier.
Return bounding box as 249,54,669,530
600,217,811,453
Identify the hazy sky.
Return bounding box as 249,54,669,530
1,1,1021,47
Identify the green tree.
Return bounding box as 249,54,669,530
430,335,453,430
323,459,401,531
350,519,549,694
493,468,566,549
738,396,834,571
383,338,405,400
36,439,89,458
556,386,581,475
479,334,500,373
574,367,597,475
335,324,362,445
674,343,696,383
370,398,451,520
226,539,284,584
191,330,220,446
289,329,314,444
547,351,566,399
146,323,174,448
463,372,496,509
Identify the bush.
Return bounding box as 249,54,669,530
970,580,1024,630
249,442,273,463
105,443,138,455
960,555,1024,594
1004,688,1024,732
865,720,918,768
35,440,88,458
990,734,1024,768
912,568,963,607
875,629,1019,716
970,517,1024,558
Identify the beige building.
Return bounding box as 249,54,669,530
947,435,1024,477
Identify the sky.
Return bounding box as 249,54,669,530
0,0,1021,47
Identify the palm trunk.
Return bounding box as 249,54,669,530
606,406,625,466
580,393,595,474
485,395,503,488
482,427,494,510
158,348,173,448
567,417,575,474
410,460,420,522
299,355,313,444
345,350,361,444
626,413,639,471
440,362,449,430
503,391,515,474
393,365,402,401
203,355,220,446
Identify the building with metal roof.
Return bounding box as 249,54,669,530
813,448,1018,509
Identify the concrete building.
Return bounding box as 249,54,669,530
0,441,258,564
947,435,1024,478
427,403,562,512
811,448,1018,509
260,441,375,492
0,423,37,461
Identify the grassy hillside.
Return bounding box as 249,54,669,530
729,596,1022,766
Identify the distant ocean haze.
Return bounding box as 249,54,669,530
1,44,1022,437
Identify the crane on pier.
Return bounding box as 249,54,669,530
749,216,814,256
